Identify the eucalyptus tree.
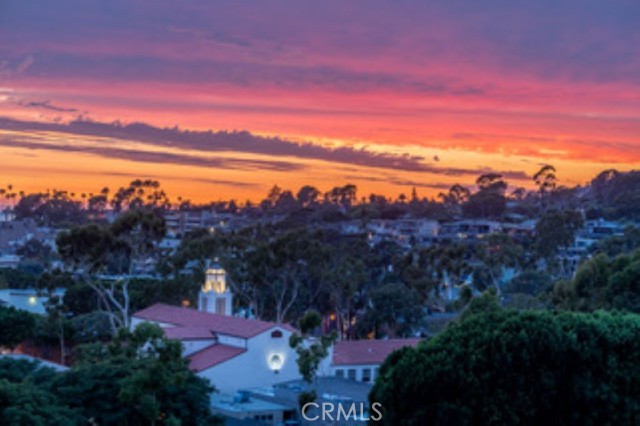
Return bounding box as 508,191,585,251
533,164,557,211
399,243,475,307
56,210,166,334
463,173,508,219
474,233,525,295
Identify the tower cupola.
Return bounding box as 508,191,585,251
204,261,227,293
198,258,233,315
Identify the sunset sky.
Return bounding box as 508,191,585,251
1,0,639,203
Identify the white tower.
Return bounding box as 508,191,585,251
198,260,233,316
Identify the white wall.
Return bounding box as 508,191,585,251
217,334,247,348
329,363,380,383
318,347,381,383
197,326,301,393
182,339,217,357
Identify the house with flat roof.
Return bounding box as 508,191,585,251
209,391,296,426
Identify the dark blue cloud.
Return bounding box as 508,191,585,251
0,116,531,179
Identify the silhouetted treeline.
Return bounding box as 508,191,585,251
3,166,640,227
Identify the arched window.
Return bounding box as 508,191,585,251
271,330,283,339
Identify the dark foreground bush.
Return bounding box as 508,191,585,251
370,305,640,425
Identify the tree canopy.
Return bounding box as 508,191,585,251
553,250,640,313
0,305,36,350
0,324,222,426
370,305,640,426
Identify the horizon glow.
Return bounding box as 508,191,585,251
1,0,639,202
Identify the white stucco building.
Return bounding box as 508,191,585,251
318,338,420,383
131,262,300,393
132,261,420,394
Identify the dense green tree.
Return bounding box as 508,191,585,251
63,283,99,315
320,236,370,338
534,209,583,275
87,187,110,217
69,311,112,343
296,185,321,207
0,359,80,425
463,174,507,219
0,306,36,350
360,283,423,338
0,358,55,384
274,190,298,212
16,238,52,262
13,190,85,225
609,259,640,311
438,184,470,217
37,296,73,364
0,379,84,426
588,170,640,220
36,270,76,294
370,307,640,425
0,336,219,426
56,323,221,426
592,225,640,257
399,243,474,307
474,233,525,295
0,267,39,289
110,179,171,212
325,184,358,209
246,229,332,322
127,277,200,312
553,251,640,313
57,210,166,333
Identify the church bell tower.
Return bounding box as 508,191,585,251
198,259,233,316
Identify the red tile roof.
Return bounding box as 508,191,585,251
133,303,280,339
163,326,215,341
188,344,246,372
332,339,421,366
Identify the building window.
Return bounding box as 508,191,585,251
362,368,372,383
271,330,283,338
347,369,357,380
253,414,274,425
215,298,226,315
335,369,344,378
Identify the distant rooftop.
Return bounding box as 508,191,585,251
163,326,216,341
133,303,293,339
332,338,421,366
210,392,293,414
188,344,246,372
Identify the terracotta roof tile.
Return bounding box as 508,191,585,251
188,344,246,372
163,326,216,340
332,339,420,366
133,303,280,339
